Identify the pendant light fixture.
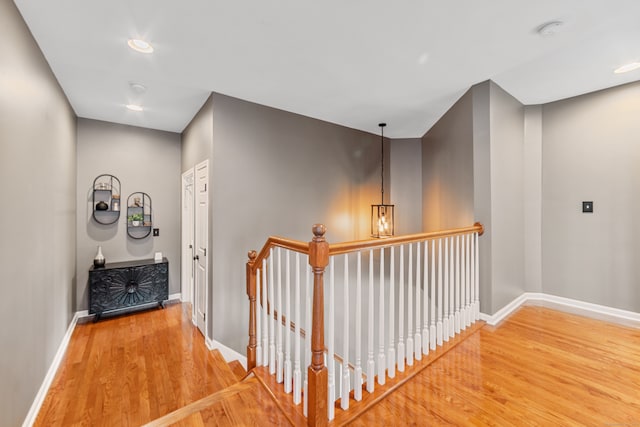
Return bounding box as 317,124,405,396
371,123,395,238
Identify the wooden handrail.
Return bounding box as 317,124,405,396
328,222,484,256
250,236,309,274
250,223,484,272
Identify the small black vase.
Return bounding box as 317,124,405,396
96,201,109,211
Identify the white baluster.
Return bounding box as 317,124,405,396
414,243,422,361
443,238,449,342
303,261,311,416
470,233,475,325
262,260,269,366
388,246,396,378
366,250,375,393
276,248,284,383
406,243,414,366
455,236,461,335
449,237,455,338
422,240,429,355
293,253,302,405
462,235,467,332
256,267,262,366
284,251,292,393
465,234,471,327
430,240,436,350
328,257,335,420
475,232,480,320
378,248,386,385
397,245,405,372
336,363,342,402
341,253,350,410
269,249,276,375
354,251,363,401
437,238,443,346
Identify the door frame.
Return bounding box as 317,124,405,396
181,167,195,320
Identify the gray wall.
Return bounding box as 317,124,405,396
182,95,213,172
524,105,543,293
424,81,527,315
472,82,493,314
207,93,384,353
422,90,475,231
0,2,77,425
486,81,525,313
76,119,181,311
542,81,640,312
390,138,423,234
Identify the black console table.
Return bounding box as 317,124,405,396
89,258,169,320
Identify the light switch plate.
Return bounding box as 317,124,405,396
153,228,159,236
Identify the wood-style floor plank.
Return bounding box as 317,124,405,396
347,305,640,426
35,302,640,426
35,303,239,427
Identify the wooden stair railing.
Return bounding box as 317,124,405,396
246,222,484,427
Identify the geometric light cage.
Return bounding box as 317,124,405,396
371,203,395,238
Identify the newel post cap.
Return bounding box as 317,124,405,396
309,224,329,269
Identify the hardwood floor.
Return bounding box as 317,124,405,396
347,306,640,426
35,303,640,426
35,303,238,427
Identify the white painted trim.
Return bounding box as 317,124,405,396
169,293,182,302
479,293,529,326
206,337,248,369
76,309,90,319
22,311,82,427
480,292,640,328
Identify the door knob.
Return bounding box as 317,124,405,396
193,255,199,260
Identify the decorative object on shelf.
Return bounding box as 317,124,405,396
371,123,395,238
128,213,144,226
89,258,168,321
111,195,120,211
127,192,152,239
92,174,121,225
94,245,106,268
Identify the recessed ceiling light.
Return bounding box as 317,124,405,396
536,21,564,37
614,62,640,74
127,38,154,53
126,104,144,112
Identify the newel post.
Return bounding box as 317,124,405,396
246,250,258,371
307,224,329,426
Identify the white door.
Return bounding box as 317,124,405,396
181,169,195,317
194,160,209,336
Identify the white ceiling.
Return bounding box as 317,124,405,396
13,0,640,138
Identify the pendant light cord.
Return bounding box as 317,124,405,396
379,123,386,205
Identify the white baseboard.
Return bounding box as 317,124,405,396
206,337,248,369
479,293,529,326
169,293,182,302
480,292,640,328
22,311,82,427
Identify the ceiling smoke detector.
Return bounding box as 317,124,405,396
537,21,564,37
129,82,147,94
